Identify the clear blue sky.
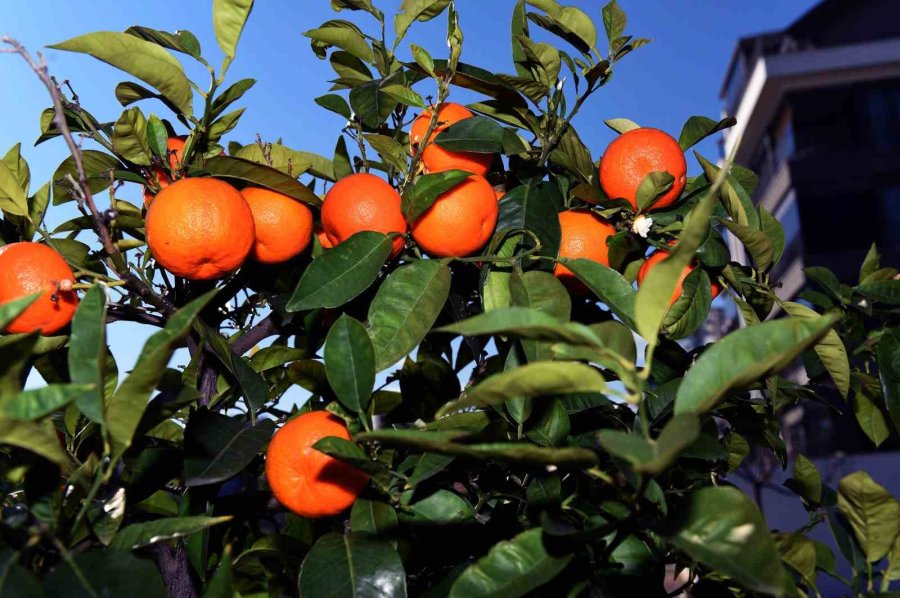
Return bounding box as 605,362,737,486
2,0,819,389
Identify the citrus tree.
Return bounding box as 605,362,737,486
0,1,899,596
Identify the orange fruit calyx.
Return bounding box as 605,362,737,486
598,127,687,213
0,242,79,335
265,410,367,518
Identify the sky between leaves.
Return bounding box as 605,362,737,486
1,0,819,391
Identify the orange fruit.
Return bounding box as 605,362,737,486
146,178,255,280
265,410,367,518
241,187,314,264
143,136,187,206
0,242,78,335
314,223,334,249
637,249,722,306
598,128,687,212
410,102,492,176
411,175,498,258
553,210,617,292
494,187,506,201
321,173,406,257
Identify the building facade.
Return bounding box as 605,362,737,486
720,0,900,301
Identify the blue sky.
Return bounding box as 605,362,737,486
2,0,819,393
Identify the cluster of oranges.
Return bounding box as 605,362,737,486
0,103,720,520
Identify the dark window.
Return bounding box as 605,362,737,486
865,85,900,148
880,187,900,249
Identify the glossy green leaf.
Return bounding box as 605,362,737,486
496,181,562,260
106,291,216,455
202,156,321,206
287,232,393,311
788,454,822,504
213,0,254,59
878,327,900,434
299,533,406,598
211,78,256,120
184,413,275,486
112,107,151,165
437,361,607,417
856,280,900,305
49,32,193,117
0,294,39,331
395,0,451,42
110,516,232,550
51,150,121,206
783,301,850,398
604,117,639,134
68,285,107,422
720,219,774,271
678,115,736,151
402,170,471,222
668,486,793,597
125,26,201,58
599,414,699,475
853,389,890,447
837,470,900,562
44,550,167,598
635,171,674,211
0,418,69,466
0,158,28,216
449,528,571,598
368,260,451,371
2,384,94,421
305,25,374,63
399,489,474,525
145,114,168,157
436,306,599,346
562,258,637,329
773,533,817,589
675,315,837,415
434,116,506,153
351,500,399,538
325,315,375,414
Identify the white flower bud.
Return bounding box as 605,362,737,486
632,215,653,238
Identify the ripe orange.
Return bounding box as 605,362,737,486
410,102,492,176
321,173,406,257
553,210,617,292
411,175,498,258
637,249,722,306
146,177,255,280
265,410,367,518
0,242,78,335
314,223,333,249
143,136,187,206
598,128,687,212
242,187,314,264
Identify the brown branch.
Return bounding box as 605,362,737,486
106,304,167,328
232,313,280,355
2,37,175,317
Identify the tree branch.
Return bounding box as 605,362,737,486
2,37,175,317
232,313,280,355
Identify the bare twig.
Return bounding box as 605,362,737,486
2,37,175,317
232,313,280,355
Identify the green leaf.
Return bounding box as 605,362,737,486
110,516,232,550
437,361,607,417
759,205,786,267
213,0,254,59
675,314,838,415
207,108,245,141
364,133,408,172
856,280,900,305
402,170,471,222
0,418,69,466
853,389,890,447
0,159,28,216
202,547,233,598
878,327,900,434
299,533,406,598
44,550,167,598
789,454,822,504
695,153,759,229
399,489,474,525
49,32,193,117
678,116,736,151
773,533,817,589
184,412,275,486
860,243,881,284
635,171,674,211
411,44,435,76
381,84,425,108
562,258,637,329
837,471,900,562
496,181,562,260
112,108,151,165
604,118,640,134
358,428,598,466
210,78,256,120
449,528,571,598
599,414,699,475
202,156,321,206
351,500,399,538
349,79,397,129
106,291,217,455
720,219,774,271
668,486,793,597
367,260,451,371
306,25,374,63
52,150,121,206
125,26,202,58
434,116,506,153
2,384,94,420
601,1,627,47
395,0,451,42
288,232,392,311
315,93,353,119
68,285,107,422
0,293,39,331
195,321,268,413
436,306,599,346
781,301,849,399
325,315,375,414
145,115,168,157
233,142,322,178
